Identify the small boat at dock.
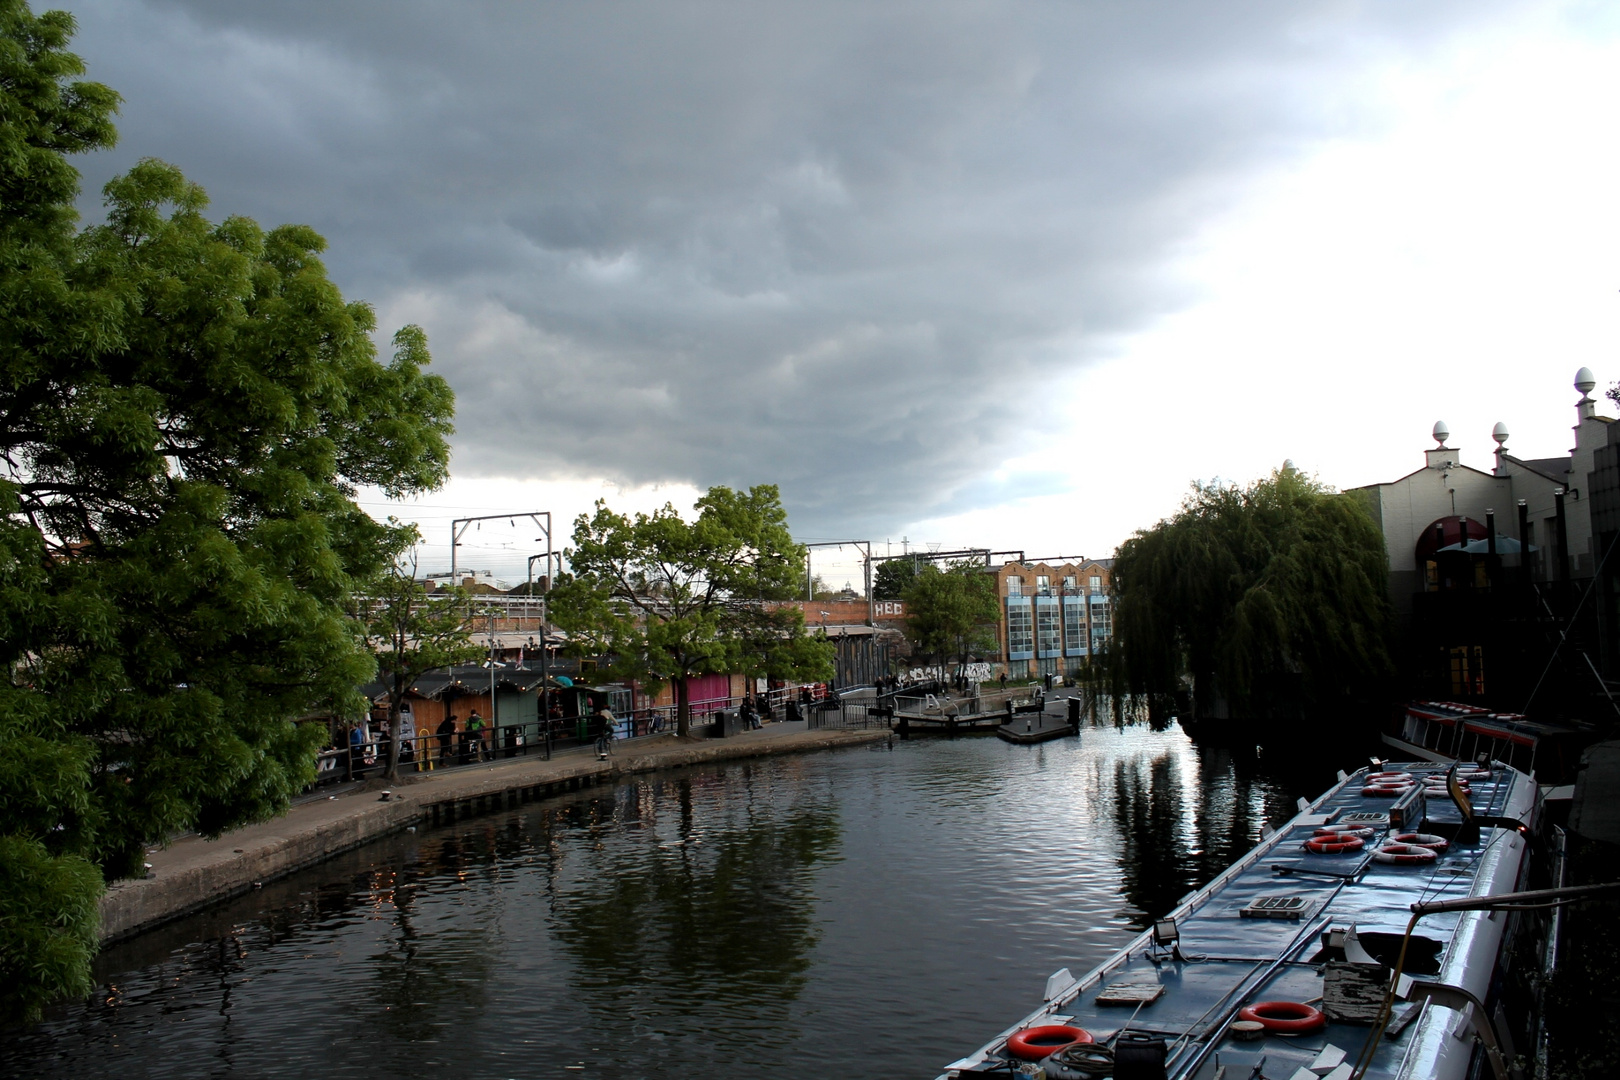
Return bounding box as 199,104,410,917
940,760,1537,1080
996,711,1074,744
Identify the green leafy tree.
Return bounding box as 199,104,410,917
872,557,920,600
901,562,999,679
358,530,483,782
0,3,454,1020
549,485,833,736
1106,465,1392,725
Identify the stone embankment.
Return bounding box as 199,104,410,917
100,722,890,943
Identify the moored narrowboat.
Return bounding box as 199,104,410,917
940,761,1537,1080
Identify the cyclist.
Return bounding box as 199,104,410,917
593,705,616,759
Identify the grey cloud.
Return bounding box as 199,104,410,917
61,0,1529,535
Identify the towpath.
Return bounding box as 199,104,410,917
101,719,890,943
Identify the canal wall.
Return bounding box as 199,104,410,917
98,725,891,944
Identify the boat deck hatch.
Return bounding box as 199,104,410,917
1239,895,1307,919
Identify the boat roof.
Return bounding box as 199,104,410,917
941,761,1537,1080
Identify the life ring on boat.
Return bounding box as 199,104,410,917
1005,1025,1094,1061
1392,832,1449,852
1367,772,1409,784
1362,785,1409,797
1314,825,1374,840
1456,767,1492,780
1305,834,1365,854
1375,843,1438,865
1235,1001,1327,1034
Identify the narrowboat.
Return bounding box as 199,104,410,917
1386,701,1591,784
940,761,1537,1080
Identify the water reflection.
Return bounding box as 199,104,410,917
4,721,1355,1079
551,774,839,1016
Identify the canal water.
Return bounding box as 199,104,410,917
5,721,1354,1079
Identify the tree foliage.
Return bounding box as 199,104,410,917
358,529,483,782
872,557,920,600
901,562,999,674
549,485,833,736
0,2,455,1020
1106,465,1392,723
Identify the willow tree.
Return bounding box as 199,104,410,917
0,3,455,1021
548,485,833,737
1107,465,1391,726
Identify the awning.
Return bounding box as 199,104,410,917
1436,534,1535,554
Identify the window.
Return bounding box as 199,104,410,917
1037,605,1060,654
1089,575,1101,590
1065,606,1084,652
1036,574,1051,595
1090,599,1112,646
1448,645,1485,696
1038,657,1058,677
1063,575,1076,589
1007,602,1033,654
1007,576,1024,597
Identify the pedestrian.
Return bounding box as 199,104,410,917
999,672,1007,690
348,723,366,779
593,704,615,758
466,709,486,761
436,713,456,767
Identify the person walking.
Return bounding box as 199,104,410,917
436,713,456,767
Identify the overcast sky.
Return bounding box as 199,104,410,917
59,0,1620,584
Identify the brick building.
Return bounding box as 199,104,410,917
990,558,1114,680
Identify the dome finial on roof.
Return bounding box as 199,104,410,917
1576,367,1596,397
1492,421,1509,448
1432,421,1450,447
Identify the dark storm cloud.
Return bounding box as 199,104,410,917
61,0,1525,533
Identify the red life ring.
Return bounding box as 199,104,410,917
1236,1001,1326,1034
1305,834,1365,854
1375,843,1438,865
1361,785,1408,797
1367,771,1409,784
1393,832,1449,852
1315,825,1374,840
1005,1025,1093,1061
